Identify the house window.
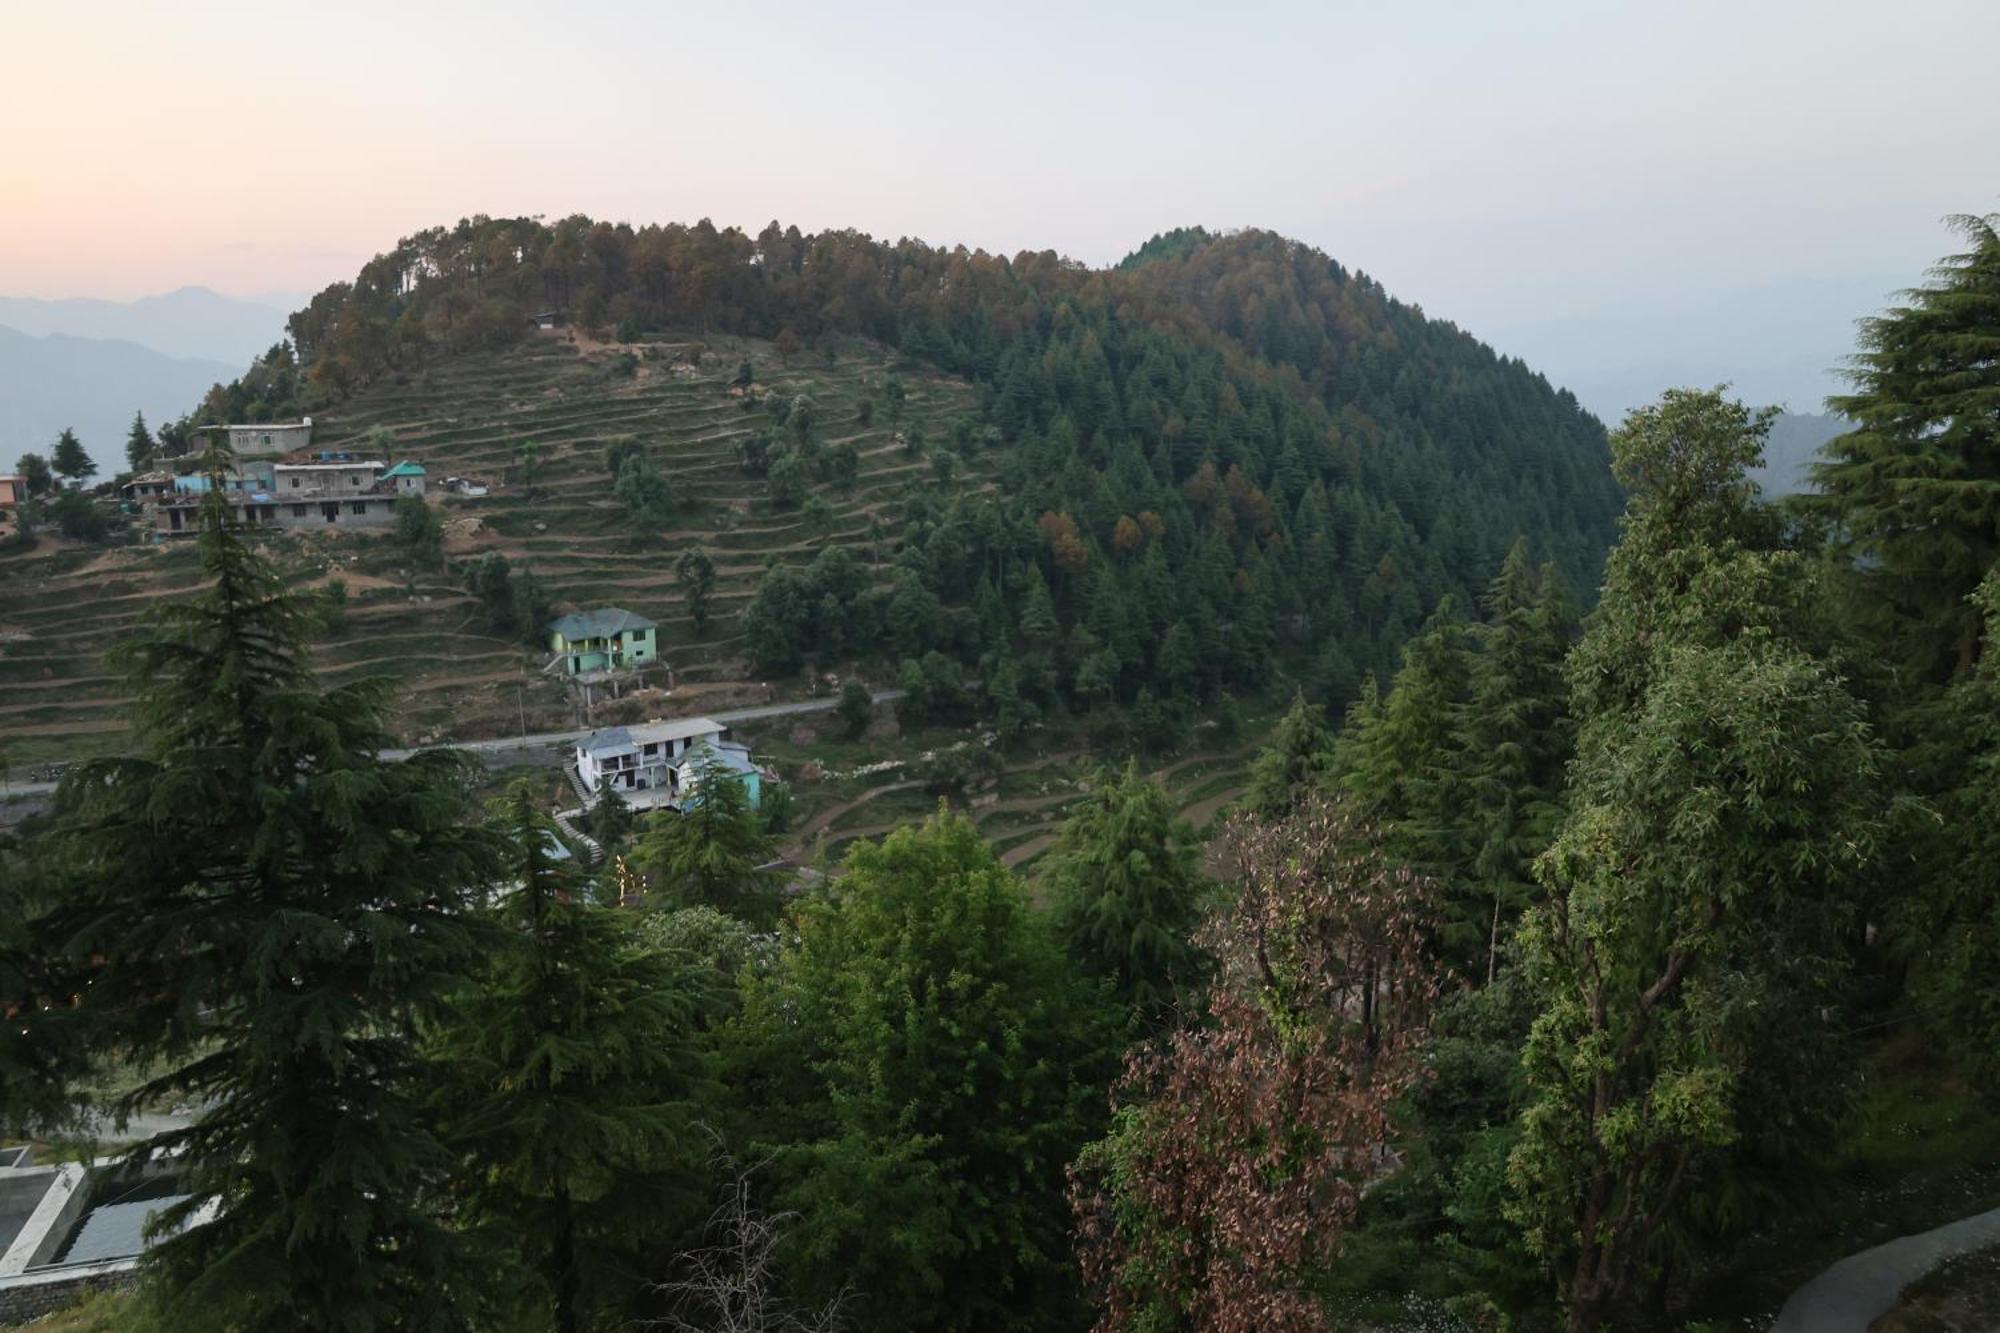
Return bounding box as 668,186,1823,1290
292,504,307,517
349,501,366,515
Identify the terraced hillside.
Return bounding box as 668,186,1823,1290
0,330,982,768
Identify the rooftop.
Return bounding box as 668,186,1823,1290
275,453,384,470
382,460,427,478
550,607,656,641
580,716,726,755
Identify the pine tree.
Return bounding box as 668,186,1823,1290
635,753,774,917
429,786,708,1333
729,808,1116,1331
1460,541,1576,981
30,473,508,1330
1240,691,1337,817
1042,761,1212,1026
50,428,95,483
1810,213,2000,680
125,412,155,473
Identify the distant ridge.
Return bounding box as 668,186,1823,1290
0,326,236,471
0,287,287,367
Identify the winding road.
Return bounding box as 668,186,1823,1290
1772,1204,2000,1331
0,689,907,816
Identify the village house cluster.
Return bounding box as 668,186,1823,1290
115,420,440,538
570,715,766,813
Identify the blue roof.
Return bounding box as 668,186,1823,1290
383,460,427,478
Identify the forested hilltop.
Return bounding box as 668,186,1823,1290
211,217,1620,702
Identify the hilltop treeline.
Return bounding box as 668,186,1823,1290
248,216,1622,697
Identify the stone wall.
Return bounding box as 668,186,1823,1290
0,1268,134,1326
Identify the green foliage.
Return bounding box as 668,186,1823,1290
674,545,717,633
49,488,109,542
393,493,444,565
125,411,155,472
27,486,509,1330
1507,388,1890,1331
836,678,873,738
765,452,805,508
1810,213,2000,681
634,753,775,917
13,450,53,496
465,550,553,645
264,215,1623,738
51,427,95,482
614,449,673,536
727,809,1117,1331
1240,691,1337,817
429,786,708,1332
1041,761,1212,1026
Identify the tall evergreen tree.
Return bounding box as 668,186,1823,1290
50,428,95,483
1460,541,1576,981
125,411,155,473
429,786,709,1333
1240,692,1337,817
1042,761,1212,1026
634,752,774,917
1810,213,2000,680
30,473,508,1330
729,809,1116,1332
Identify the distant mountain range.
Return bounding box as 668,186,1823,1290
0,287,290,475
0,326,240,474
1752,411,1848,497
0,287,292,367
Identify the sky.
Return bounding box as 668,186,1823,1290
3,0,1997,418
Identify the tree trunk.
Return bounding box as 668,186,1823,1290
553,1184,580,1333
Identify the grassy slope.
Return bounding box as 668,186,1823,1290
0,329,1261,867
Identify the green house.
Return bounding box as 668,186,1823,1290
548,607,659,676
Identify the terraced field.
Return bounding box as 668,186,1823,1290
0,329,1267,857
0,330,984,768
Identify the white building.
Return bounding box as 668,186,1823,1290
572,717,764,812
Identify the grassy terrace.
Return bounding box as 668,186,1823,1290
0,330,985,769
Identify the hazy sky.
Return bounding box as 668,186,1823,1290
4,0,1997,415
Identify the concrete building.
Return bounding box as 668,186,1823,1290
382,461,427,496
204,419,313,459
571,717,764,812
152,452,415,536
548,608,659,677
0,1148,212,1324
271,455,385,498
0,475,24,540
120,471,175,504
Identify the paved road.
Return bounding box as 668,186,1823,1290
1771,1204,2000,1331
381,688,905,761
0,690,908,799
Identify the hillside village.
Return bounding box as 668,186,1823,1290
0,329,1265,870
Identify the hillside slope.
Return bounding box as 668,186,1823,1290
2,219,1626,789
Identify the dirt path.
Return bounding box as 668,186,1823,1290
1178,786,1243,831
789,777,926,850
999,834,1056,869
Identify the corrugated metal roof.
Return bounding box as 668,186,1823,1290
550,607,656,640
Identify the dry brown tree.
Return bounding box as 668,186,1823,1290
1071,792,1441,1333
